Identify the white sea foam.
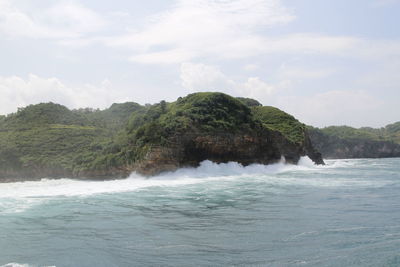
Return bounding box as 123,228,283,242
0,158,312,198
0,264,55,267
0,264,31,267
324,159,359,168
0,157,387,214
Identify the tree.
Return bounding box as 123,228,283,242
160,100,167,113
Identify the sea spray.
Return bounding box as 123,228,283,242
0,264,31,267
0,157,316,213
0,157,315,198
0,158,388,214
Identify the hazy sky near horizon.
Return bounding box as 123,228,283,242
0,0,399,127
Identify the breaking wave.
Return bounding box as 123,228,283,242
1,264,34,267
0,157,314,198
0,157,386,214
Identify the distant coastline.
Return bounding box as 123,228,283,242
308,124,400,159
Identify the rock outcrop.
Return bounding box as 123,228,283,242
134,132,281,176
134,129,324,176
129,93,324,176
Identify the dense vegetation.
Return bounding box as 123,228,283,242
2,103,89,129
313,124,400,145
252,106,306,144
0,102,141,176
131,92,257,139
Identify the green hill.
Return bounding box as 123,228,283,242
2,103,89,130
0,102,142,180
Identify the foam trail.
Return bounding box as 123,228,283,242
0,264,54,267
323,159,359,168
4,157,377,214
0,264,31,267
0,158,315,199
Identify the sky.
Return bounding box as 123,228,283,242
0,0,399,128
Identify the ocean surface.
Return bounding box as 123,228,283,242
1,158,400,267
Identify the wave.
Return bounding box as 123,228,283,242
1,264,32,267
0,264,55,267
0,157,389,214
0,158,314,199
0,158,319,212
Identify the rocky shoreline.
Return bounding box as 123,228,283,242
0,130,324,183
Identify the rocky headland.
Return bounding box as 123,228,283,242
0,92,324,182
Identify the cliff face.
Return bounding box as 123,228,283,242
303,131,325,164
308,128,400,159
134,132,281,176
134,129,324,176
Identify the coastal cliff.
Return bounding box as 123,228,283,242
133,130,322,176
128,93,324,176
0,92,324,181
308,125,400,159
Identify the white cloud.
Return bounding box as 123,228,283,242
0,74,127,115
180,62,234,91
1,0,399,66
259,34,357,56
278,65,335,80
97,0,400,65
105,7,400,64
180,62,278,100
240,77,276,99
0,0,106,39
243,64,259,72
276,90,385,127
44,2,106,34
106,0,295,63
131,48,195,64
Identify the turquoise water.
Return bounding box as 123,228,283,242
1,158,400,267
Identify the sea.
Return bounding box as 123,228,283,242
1,157,400,267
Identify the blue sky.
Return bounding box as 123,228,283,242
0,0,399,127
